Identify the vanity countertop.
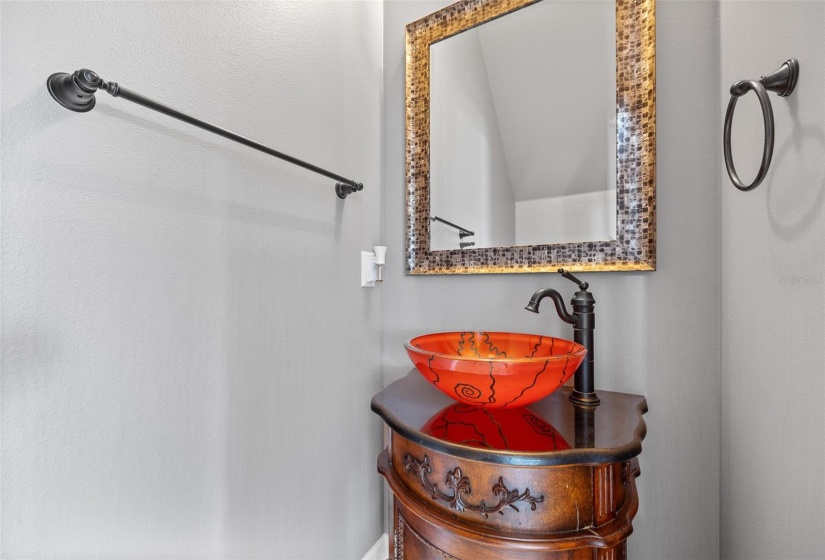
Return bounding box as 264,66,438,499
372,370,647,468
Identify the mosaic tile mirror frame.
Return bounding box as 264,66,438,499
405,0,656,274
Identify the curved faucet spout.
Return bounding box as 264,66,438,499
524,274,600,407
525,288,577,325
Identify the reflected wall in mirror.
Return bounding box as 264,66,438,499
430,0,616,251
405,0,655,273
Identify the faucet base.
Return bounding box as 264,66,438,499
570,390,600,407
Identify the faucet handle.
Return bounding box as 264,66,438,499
558,268,589,291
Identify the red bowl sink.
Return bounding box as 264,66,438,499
405,331,586,409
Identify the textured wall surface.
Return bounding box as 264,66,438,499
383,1,721,558
9,2,820,558
1,2,384,558
720,2,825,558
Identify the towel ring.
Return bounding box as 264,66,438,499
723,59,799,192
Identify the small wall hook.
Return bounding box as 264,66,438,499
723,59,799,192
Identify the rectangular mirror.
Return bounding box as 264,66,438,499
405,0,656,273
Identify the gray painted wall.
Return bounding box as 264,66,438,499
720,2,825,558
1,2,384,558
7,1,821,557
383,1,721,558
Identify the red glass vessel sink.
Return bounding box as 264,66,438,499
405,332,586,409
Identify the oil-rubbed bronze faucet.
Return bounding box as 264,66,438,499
525,269,598,406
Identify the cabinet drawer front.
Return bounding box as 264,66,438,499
391,433,593,534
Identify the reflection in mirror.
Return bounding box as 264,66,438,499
405,0,655,273
430,0,617,251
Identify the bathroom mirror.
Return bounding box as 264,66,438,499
405,0,656,274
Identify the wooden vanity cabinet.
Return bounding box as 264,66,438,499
372,372,647,560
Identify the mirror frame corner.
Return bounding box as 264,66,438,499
404,0,656,275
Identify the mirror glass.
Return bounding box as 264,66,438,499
429,0,617,251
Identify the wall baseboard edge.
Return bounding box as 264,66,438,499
360,533,389,560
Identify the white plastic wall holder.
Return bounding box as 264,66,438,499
373,246,387,283
361,251,376,288
361,246,387,288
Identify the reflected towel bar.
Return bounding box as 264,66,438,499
723,59,799,192
46,69,364,199
430,216,474,239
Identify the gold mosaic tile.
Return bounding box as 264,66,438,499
405,0,656,274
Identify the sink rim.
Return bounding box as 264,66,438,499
405,331,586,365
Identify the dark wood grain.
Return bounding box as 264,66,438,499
374,371,647,559
372,371,648,466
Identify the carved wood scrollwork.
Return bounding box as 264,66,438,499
394,524,403,560
397,512,460,560
402,453,544,518
621,461,631,487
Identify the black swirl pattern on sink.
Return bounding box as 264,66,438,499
487,361,497,405
426,355,439,384
498,359,552,409
405,331,586,409
454,383,484,403
457,331,481,358
527,335,544,358
481,333,508,358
